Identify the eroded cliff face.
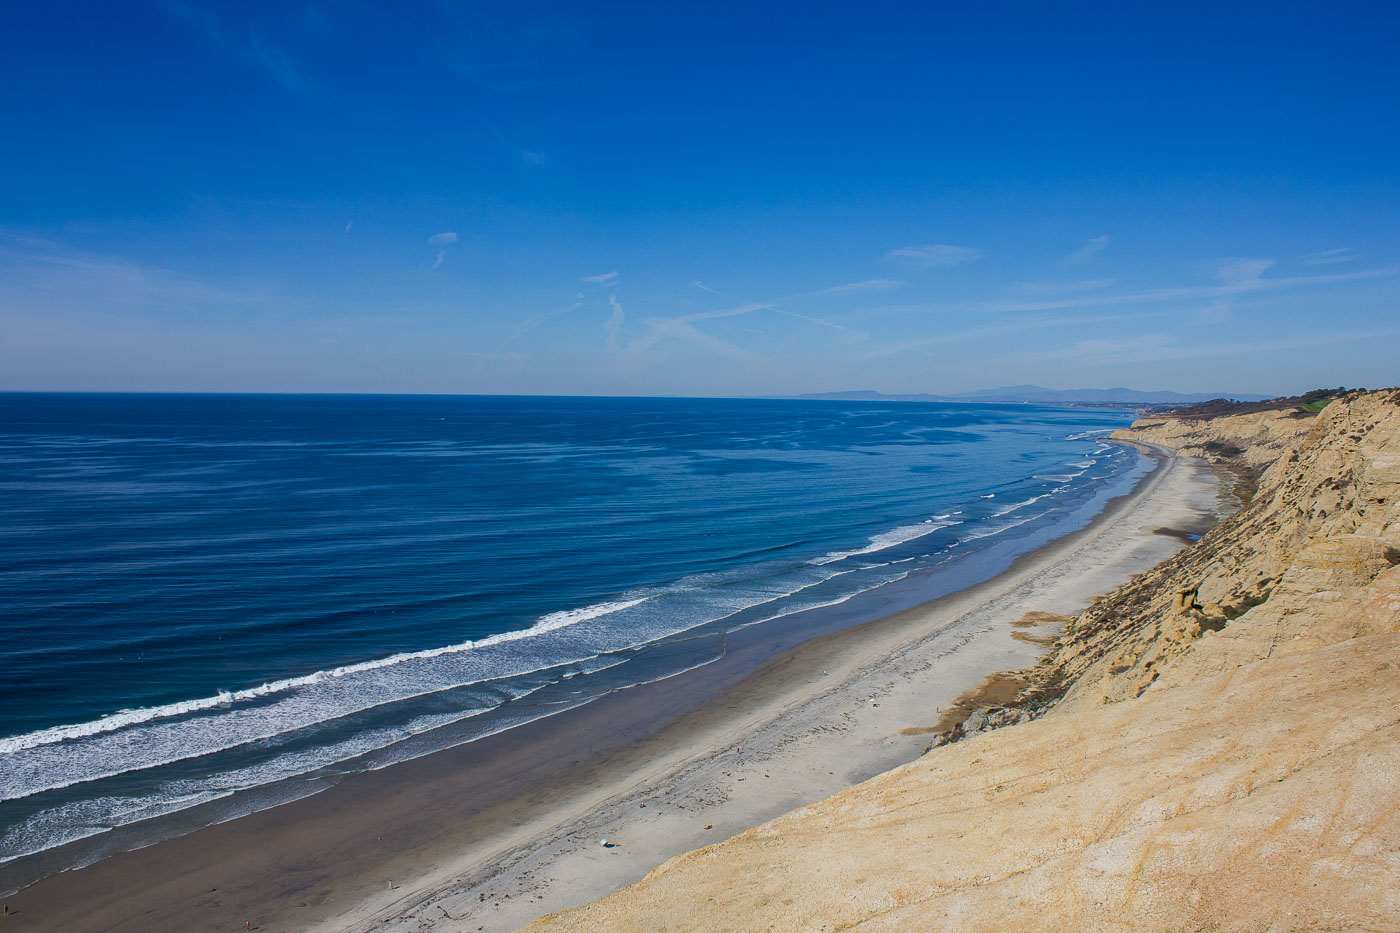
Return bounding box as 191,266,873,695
1110,404,1318,473
525,391,1400,933
1044,391,1398,712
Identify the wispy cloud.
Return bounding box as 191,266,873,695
507,300,582,344
773,309,848,332
625,278,879,354
963,263,1398,313
1213,258,1276,285
668,301,775,325
1066,235,1110,265
630,315,757,362
519,272,854,359
1302,247,1355,265
477,119,551,169
159,2,316,96
428,232,458,270
817,279,908,295
604,295,628,350
883,243,984,267
247,29,313,96
0,232,264,309
1007,326,1400,368
858,310,1175,360
627,290,854,360
1012,279,1115,295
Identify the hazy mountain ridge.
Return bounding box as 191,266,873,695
793,386,1273,405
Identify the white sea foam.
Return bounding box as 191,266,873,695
958,511,1046,543
736,569,914,632
0,665,644,866
810,519,961,566
0,596,653,758
991,493,1051,517
3,563,915,803
1035,471,1086,482
0,658,573,802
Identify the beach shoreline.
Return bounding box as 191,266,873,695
2,443,1220,933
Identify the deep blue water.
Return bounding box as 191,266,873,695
0,393,1140,869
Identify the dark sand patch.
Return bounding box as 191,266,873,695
1010,611,1072,627
898,670,1032,737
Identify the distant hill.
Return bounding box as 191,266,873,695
1164,387,1360,419
793,386,1273,406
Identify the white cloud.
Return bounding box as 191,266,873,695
1213,258,1275,285
1302,247,1355,265
508,300,582,343
161,2,316,97
773,309,848,332
1013,279,1115,294
632,315,756,362
1009,326,1400,368
581,271,619,284
884,243,984,267
0,232,264,308
605,294,627,351
963,263,1396,314
1066,235,1110,265
427,232,458,246
818,279,908,295
858,310,1175,361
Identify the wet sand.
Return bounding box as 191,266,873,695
2,445,1219,933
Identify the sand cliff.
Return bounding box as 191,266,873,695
526,391,1400,932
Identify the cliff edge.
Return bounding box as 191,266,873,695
525,390,1400,933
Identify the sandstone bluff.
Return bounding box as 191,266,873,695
527,390,1400,933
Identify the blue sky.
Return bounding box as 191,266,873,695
2,1,1396,396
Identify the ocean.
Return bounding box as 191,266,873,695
0,393,1143,879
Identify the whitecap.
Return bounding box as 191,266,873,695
0,596,655,757
810,519,961,566
991,493,1051,517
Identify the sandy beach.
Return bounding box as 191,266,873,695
2,444,1220,933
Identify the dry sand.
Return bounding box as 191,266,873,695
3,446,1219,933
